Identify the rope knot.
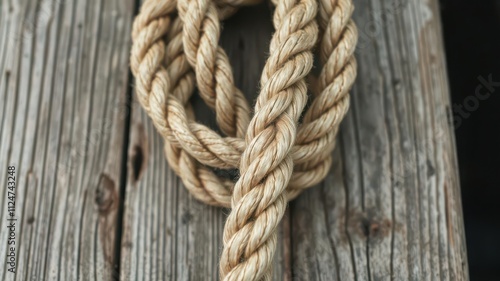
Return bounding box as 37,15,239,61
130,0,357,279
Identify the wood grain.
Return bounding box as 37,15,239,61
120,0,467,280
0,0,468,280
290,0,468,280
0,0,133,280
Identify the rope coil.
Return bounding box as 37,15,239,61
131,0,357,279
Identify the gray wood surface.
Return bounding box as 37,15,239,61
0,0,133,280
290,0,468,280
0,0,468,280
119,5,290,280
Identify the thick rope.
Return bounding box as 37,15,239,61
220,1,317,279
130,0,357,278
290,0,358,199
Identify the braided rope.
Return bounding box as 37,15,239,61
131,0,357,278
220,1,317,279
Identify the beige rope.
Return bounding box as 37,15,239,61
220,1,317,279
130,0,357,279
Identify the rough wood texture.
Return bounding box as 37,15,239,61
289,0,467,279
120,0,467,280
0,0,133,280
119,5,290,280
0,0,468,280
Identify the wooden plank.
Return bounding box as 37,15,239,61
120,4,290,280
0,0,134,280
121,0,467,280
290,0,468,280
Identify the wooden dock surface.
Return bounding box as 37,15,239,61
0,0,468,280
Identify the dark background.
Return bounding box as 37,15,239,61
439,0,500,280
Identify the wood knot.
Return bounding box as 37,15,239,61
181,211,193,224
27,217,35,224
95,174,117,215
351,210,392,240
367,219,391,238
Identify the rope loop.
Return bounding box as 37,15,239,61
131,0,357,278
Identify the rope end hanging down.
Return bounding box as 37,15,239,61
130,0,357,279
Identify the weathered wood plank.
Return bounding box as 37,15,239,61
120,4,290,280
0,0,134,280
290,0,468,280
121,0,467,280
120,102,226,280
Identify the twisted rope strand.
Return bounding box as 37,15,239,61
220,0,318,279
178,0,250,138
132,1,234,206
288,0,358,198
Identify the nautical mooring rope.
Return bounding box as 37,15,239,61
130,0,357,279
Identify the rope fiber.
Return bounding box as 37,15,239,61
130,0,357,279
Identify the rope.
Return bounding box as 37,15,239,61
131,0,357,279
